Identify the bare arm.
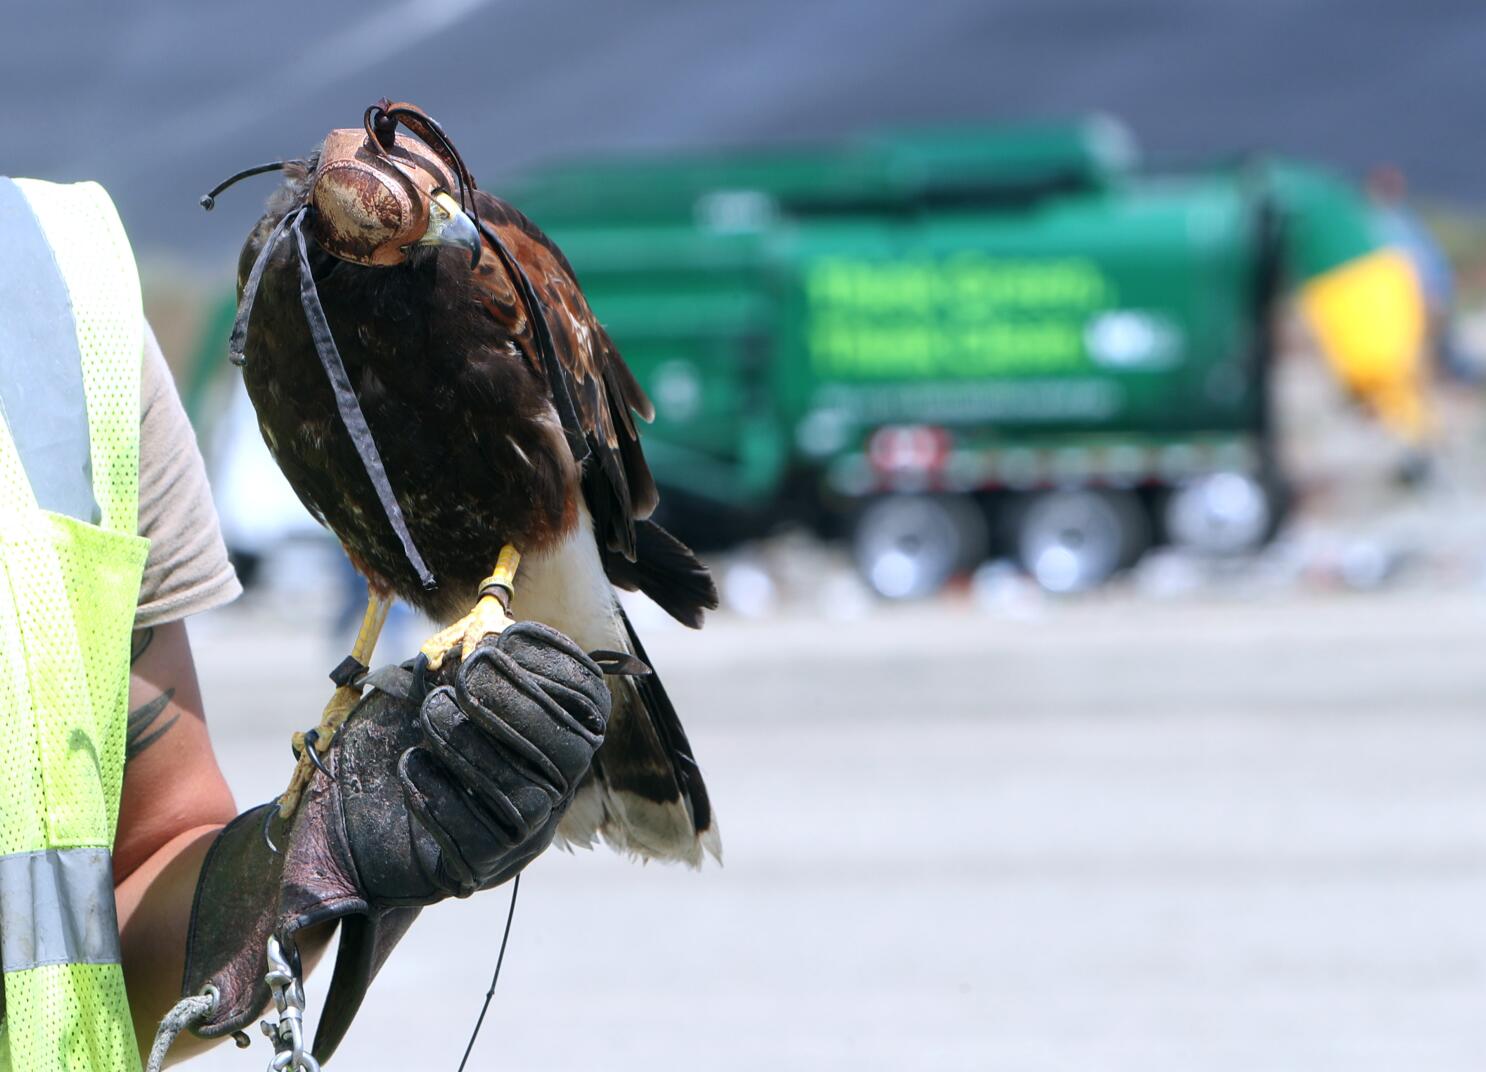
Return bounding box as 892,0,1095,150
113,620,331,1064
113,620,235,1061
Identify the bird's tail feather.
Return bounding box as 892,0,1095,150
603,519,717,629
556,608,719,866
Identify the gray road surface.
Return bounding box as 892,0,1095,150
179,587,1486,1071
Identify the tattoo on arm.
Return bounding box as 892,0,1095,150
127,628,177,760
126,688,178,760
131,627,155,665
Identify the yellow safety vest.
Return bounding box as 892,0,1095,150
0,178,149,1071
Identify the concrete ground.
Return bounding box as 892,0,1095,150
177,583,1486,1072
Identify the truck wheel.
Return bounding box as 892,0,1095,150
1015,489,1148,593
1163,472,1274,556
852,495,988,600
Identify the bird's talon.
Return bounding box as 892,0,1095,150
411,652,431,699
588,649,652,676
262,801,283,854
303,730,335,779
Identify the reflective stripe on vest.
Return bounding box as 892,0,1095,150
0,850,120,972
0,178,149,1072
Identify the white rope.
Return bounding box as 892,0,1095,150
144,986,218,1072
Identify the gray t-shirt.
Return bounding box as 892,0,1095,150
135,325,241,627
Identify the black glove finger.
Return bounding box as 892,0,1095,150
421,684,568,809
450,656,571,789
474,626,609,743
454,644,605,789
398,748,552,894
397,747,487,894
494,622,611,735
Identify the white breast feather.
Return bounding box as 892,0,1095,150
510,502,624,653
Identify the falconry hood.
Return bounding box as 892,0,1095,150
198,99,483,270
310,106,482,268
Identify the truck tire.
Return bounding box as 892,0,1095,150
852,494,988,600
1014,489,1148,593
1162,472,1274,556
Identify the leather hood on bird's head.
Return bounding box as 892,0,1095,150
309,100,478,267
199,99,481,268
309,128,445,266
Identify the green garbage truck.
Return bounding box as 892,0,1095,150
496,117,1427,596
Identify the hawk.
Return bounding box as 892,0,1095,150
209,101,718,865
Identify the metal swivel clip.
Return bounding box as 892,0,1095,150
262,936,320,1072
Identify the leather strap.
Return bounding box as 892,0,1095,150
290,212,437,591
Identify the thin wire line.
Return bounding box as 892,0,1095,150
458,873,521,1072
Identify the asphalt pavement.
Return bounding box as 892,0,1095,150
179,584,1486,1071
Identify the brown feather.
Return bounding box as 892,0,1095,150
471,192,660,552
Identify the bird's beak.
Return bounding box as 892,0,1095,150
417,190,481,267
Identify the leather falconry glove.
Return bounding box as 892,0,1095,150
179,621,608,1062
